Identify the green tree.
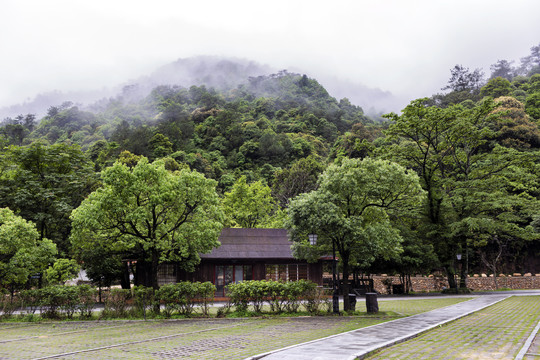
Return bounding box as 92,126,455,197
0,143,97,255
525,92,540,119
272,155,325,207
45,258,80,285
489,60,515,81
480,77,513,98
149,133,173,159
0,208,57,290
70,157,224,289
223,176,278,228
285,158,425,310
383,99,540,288
443,64,485,93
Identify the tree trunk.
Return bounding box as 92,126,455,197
120,262,131,290
151,249,159,290
445,266,457,291
342,258,350,311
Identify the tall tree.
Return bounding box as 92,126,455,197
222,175,280,228
442,64,485,93
70,158,224,290
489,60,515,81
286,158,424,310
383,99,540,288
0,208,57,290
272,155,325,207
0,143,97,255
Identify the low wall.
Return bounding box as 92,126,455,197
371,274,540,294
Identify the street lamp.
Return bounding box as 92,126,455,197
309,234,339,313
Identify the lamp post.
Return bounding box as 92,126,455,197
309,234,339,314
457,253,463,289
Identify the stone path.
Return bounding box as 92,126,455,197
248,294,513,360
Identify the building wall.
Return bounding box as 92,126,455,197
173,259,324,285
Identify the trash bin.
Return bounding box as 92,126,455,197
348,294,357,311
366,292,379,313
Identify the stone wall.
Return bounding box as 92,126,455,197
371,274,540,294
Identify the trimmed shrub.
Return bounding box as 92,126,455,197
283,280,315,313
103,288,131,318
156,283,181,318
267,281,287,313
0,290,19,318
132,285,155,318
77,284,97,318
177,282,198,316
19,288,41,315
196,281,216,316
304,286,327,314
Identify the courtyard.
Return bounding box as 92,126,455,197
0,295,538,360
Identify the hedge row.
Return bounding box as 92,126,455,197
225,280,330,314
0,281,216,319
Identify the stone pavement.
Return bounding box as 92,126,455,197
247,293,518,360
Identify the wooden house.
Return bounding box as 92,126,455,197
158,228,324,296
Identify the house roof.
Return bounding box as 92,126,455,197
200,228,295,259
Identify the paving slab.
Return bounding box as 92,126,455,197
247,294,512,360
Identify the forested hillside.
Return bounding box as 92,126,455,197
1,44,540,291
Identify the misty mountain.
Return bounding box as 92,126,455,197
0,56,400,120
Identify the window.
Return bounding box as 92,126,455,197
157,263,176,286
265,264,308,281
215,265,253,296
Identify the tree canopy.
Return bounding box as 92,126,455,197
0,207,57,289
286,157,424,309
70,158,224,289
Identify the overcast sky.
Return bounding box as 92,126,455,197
2,0,540,111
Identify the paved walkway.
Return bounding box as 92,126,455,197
247,293,521,360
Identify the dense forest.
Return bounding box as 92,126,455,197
1,44,540,292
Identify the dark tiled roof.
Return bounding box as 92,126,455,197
201,228,294,259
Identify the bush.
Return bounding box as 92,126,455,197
103,288,131,318
132,286,155,318
227,279,318,314
177,282,199,316
156,284,181,318
57,286,80,319
40,286,64,318
0,290,19,318
304,286,328,314
226,281,251,312
77,284,97,318
196,281,216,316
267,281,287,313
283,280,315,313
19,289,41,315
155,281,215,317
